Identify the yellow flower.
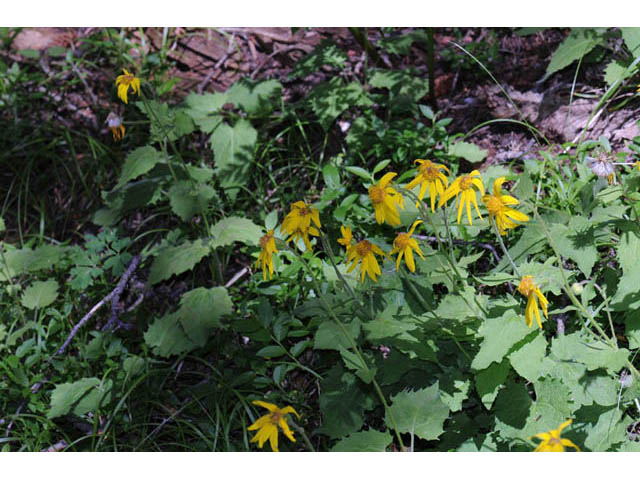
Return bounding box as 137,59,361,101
281,201,321,250
337,225,353,248
634,161,640,171
482,177,530,235
115,68,141,104
438,170,485,225
518,275,549,328
368,172,405,226
404,159,449,212
106,112,125,141
256,229,278,281
345,239,386,283
389,220,424,272
248,400,300,452
533,419,580,452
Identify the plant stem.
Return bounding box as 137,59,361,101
490,217,521,277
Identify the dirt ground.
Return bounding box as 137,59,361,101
10,27,640,165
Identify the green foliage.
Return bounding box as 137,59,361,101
543,28,602,81
385,384,450,442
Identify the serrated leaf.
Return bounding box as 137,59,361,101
211,119,257,199
148,239,210,285
475,359,510,409
308,78,373,130
621,27,640,56
508,331,548,382
471,310,531,371
144,312,197,357
209,216,263,248
168,181,215,221
616,228,640,275
184,91,226,133
369,69,429,104
625,310,640,349
551,332,629,373
289,41,347,79
317,365,374,439
0,244,66,281
48,377,112,419
531,376,573,426
542,28,601,81
226,79,282,114
21,280,58,310
385,383,450,442
331,429,392,452
548,216,599,276
314,320,360,351
579,405,627,451
448,141,487,164
437,371,471,413
177,287,232,345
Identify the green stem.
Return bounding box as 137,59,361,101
289,420,315,452
490,217,521,277
289,246,405,451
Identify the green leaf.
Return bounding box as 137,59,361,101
369,69,429,104
289,41,347,79
308,78,373,130
377,31,427,55
48,377,112,419
255,345,287,358
548,216,599,276
21,280,58,310
265,210,279,231
385,383,450,441
492,380,534,441
531,376,573,427
616,228,640,275
148,239,210,285
168,181,215,221
542,28,601,81
437,370,471,413
580,405,627,451
551,332,629,373
317,365,374,439
611,264,640,311
625,310,640,349
604,60,630,87
211,119,257,199
331,429,392,452
184,91,226,133
0,244,66,281
508,331,548,382
448,141,487,164
177,287,232,345
344,166,371,181
621,27,640,56
144,312,197,357
314,320,360,351
209,216,263,248
475,359,510,409
226,79,282,114
471,309,531,371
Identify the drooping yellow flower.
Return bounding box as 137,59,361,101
368,172,405,226
533,419,580,452
256,229,278,281
404,159,449,212
337,225,353,248
248,400,300,452
106,112,125,141
389,220,424,272
518,275,549,329
438,170,485,225
482,177,530,235
281,201,321,250
115,68,141,104
345,239,387,283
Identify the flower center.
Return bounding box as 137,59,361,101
518,276,535,297
419,162,439,181
260,234,273,248
369,185,385,204
394,233,411,250
298,207,310,217
484,195,504,215
355,240,373,257
269,411,282,424
459,175,473,190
